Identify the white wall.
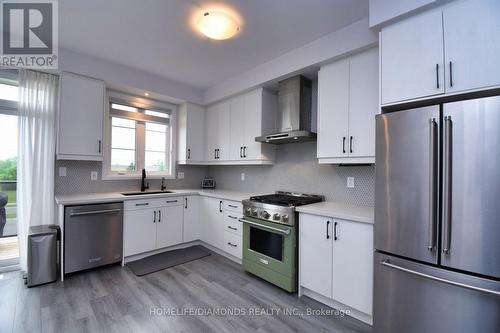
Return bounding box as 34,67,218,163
203,18,378,105
59,49,205,104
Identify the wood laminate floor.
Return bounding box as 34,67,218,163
0,250,371,333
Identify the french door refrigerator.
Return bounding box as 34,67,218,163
374,96,500,333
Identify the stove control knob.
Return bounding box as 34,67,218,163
251,208,258,217
282,215,289,223
262,211,271,219
245,207,252,215
273,213,281,221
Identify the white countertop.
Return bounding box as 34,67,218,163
296,201,374,224
55,189,258,206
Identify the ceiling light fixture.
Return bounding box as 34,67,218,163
198,10,239,40
144,92,149,96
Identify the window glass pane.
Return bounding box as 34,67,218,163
111,103,137,113
112,117,135,128
112,126,135,150
0,114,18,237
145,110,169,118
0,83,18,101
145,122,166,132
145,151,166,172
111,149,136,172
145,131,166,152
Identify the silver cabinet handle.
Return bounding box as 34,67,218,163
239,218,290,235
428,118,438,251
380,259,500,296
442,116,452,254
70,209,120,216
243,146,247,158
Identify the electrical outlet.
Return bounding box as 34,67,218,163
178,172,185,179
347,177,355,188
241,173,245,181
58,167,67,177
91,171,98,181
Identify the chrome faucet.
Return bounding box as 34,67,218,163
140,169,149,192
161,177,166,191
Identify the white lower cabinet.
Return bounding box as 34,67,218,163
200,196,224,249
183,196,200,242
299,213,374,320
124,197,184,257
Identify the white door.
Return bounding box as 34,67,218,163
299,214,333,298
443,0,500,93
317,59,349,159
332,219,373,315
217,101,231,161
381,10,444,104
243,89,263,160
200,197,224,249
58,72,104,159
124,208,157,256
229,95,245,160
348,48,379,158
205,104,219,161
186,104,205,162
157,205,184,249
183,196,200,242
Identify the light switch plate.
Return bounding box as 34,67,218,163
347,177,355,188
241,173,245,181
91,171,98,181
59,167,66,177
178,172,185,179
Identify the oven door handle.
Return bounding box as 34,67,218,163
239,218,291,235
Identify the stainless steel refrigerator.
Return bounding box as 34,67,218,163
374,95,500,333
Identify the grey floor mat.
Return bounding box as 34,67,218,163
126,245,211,276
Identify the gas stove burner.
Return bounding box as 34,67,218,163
249,192,323,207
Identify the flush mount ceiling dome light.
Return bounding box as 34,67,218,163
198,10,239,40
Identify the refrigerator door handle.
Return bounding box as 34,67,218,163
380,259,500,296
428,118,438,251
442,116,453,254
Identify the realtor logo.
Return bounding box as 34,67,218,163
1,0,58,69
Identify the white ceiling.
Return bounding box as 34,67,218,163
60,0,369,89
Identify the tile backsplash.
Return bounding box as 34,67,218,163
55,142,374,207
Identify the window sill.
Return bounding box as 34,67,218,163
102,173,176,181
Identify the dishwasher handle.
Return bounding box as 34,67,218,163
70,209,121,217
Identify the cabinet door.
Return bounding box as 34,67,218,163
58,72,104,159
186,104,205,162
381,10,444,104
229,95,245,160
217,100,231,161
348,48,379,158
243,89,263,160
317,59,349,159
200,197,224,249
124,208,157,256
183,196,200,242
444,0,500,93
205,104,219,161
332,220,373,315
299,214,333,298
157,205,184,249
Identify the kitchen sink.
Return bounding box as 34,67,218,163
121,191,174,196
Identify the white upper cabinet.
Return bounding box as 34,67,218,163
443,0,500,93
57,72,105,160
381,0,500,105
380,10,445,105
317,58,349,160
206,88,277,164
178,103,205,164
318,47,378,164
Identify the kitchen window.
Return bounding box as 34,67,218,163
103,93,176,179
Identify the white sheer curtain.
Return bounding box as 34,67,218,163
17,69,58,271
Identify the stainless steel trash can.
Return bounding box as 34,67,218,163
27,225,59,287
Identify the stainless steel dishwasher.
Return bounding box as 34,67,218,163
64,202,123,274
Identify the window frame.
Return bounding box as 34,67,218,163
102,90,177,180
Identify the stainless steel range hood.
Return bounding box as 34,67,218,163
256,75,315,144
